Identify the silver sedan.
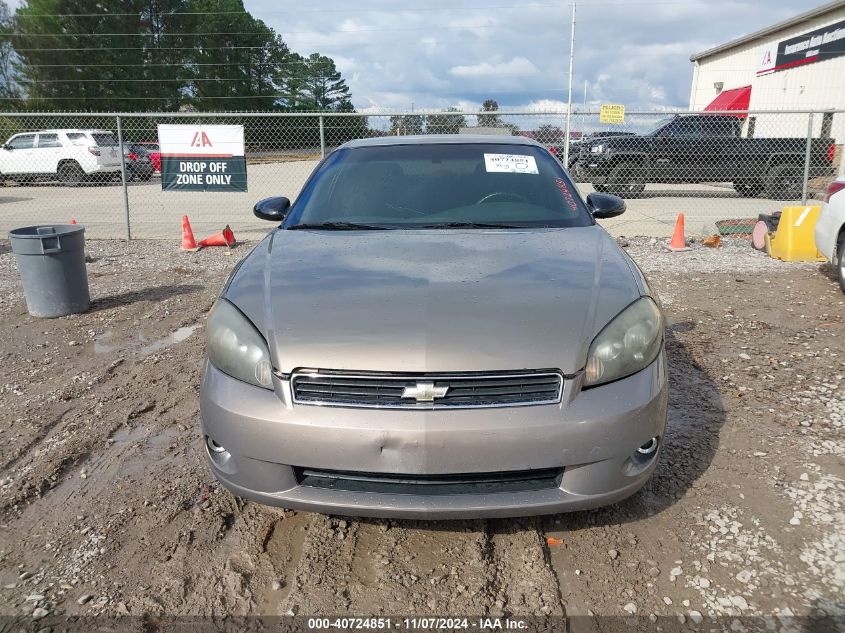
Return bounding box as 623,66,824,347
200,135,668,519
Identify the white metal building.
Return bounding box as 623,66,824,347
688,1,845,143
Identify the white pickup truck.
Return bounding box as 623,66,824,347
0,129,122,185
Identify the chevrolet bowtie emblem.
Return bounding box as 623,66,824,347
401,381,449,402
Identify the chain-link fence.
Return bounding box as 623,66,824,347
0,109,842,240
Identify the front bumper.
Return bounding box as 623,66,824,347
200,352,668,519
578,156,612,184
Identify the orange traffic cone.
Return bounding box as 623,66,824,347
180,215,200,251
199,224,236,249
667,213,690,252
69,218,77,224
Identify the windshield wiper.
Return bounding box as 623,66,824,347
286,222,395,231
412,222,523,229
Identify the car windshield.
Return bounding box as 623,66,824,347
285,142,592,229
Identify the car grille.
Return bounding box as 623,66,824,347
294,467,563,496
578,144,591,163
290,371,564,409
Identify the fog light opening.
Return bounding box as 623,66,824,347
206,436,227,454
636,437,659,455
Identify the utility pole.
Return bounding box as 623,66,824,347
563,1,576,168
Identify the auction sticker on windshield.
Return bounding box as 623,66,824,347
484,153,539,175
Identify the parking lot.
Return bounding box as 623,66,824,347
0,158,808,241
0,236,842,629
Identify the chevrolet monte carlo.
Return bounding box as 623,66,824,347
200,135,668,519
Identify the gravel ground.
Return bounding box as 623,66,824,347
0,235,842,632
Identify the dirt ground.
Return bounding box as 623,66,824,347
0,235,842,632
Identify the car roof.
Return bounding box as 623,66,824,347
34,129,113,134
340,134,544,150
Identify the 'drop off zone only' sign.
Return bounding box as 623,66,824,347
158,124,247,192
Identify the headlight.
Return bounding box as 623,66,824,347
590,144,605,154
207,299,273,389
584,297,662,387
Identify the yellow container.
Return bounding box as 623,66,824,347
768,205,827,262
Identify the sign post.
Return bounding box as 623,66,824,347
158,124,247,192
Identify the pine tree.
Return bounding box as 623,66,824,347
478,99,501,127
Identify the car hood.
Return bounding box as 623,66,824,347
224,227,642,375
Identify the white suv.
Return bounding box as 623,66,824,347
0,129,122,185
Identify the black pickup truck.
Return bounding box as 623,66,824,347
577,114,836,199
551,131,635,172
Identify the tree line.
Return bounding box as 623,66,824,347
0,0,358,113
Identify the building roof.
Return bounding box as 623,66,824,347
690,0,845,62
342,134,539,149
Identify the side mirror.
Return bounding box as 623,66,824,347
3,144,12,150
253,196,290,222
586,192,626,219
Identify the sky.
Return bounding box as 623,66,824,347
247,0,824,112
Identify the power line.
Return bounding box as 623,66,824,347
19,71,550,82
15,31,291,37
11,5,561,18
20,77,351,82
24,62,332,68
11,22,503,44
15,45,309,52
0,87,569,100
10,0,701,18
21,59,347,69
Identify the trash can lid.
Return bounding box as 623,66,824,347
8,224,86,256
9,224,85,239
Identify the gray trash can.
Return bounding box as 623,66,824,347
8,224,91,318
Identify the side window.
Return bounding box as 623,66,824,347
668,119,702,138
36,133,62,148
7,134,35,149
91,133,118,147
701,117,735,137
66,133,87,146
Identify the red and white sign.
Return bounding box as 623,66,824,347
158,124,244,158
757,42,778,76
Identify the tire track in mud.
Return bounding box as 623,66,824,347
485,518,566,617
274,515,565,616
0,408,70,473
277,513,361,614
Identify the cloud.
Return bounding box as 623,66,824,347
449,58,540,79
248,0,824,111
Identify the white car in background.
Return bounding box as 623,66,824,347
0,129,122,186
814,175,845,292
